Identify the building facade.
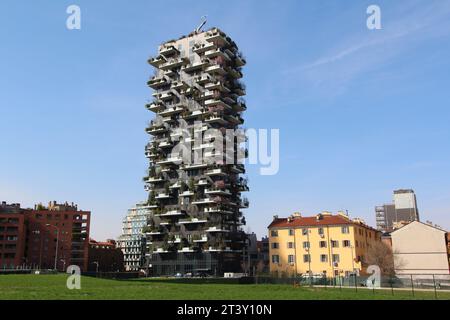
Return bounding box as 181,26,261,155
25,202,90,271
144,27,249,276
268,212,381,278
117,203,151,271
375,189,420,232
0,202,27,269
391,221,449,275
88,239,124,272
0,201,90,271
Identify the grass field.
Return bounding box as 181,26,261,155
0,274,449,300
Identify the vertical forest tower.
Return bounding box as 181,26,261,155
144,27,249,275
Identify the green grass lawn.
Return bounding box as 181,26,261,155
0,274,449,300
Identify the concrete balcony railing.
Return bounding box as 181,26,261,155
147,76,169,89
193,42,216,54
205,28,230,46
205,48,231,61
160,57,188,71
159,45,179,57
205,64,227,75
148,55,166,67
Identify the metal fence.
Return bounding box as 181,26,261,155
253,274,450,298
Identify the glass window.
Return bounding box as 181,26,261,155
331,240,339,248
343,240,351,247
272,255,279,264
332,254,340,263
318,227,324,235
303,254,311,263
287,242,295,249
320,255,328,263
270,230,278,237
289,229,294,236
341,226,349,234
319,241,327,248
303,241,310,249
271,242,279,249
288,255,295,264
302,228,308,235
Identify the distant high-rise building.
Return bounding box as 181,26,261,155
117,202,151,271
144,26,249,276
375,189,420,232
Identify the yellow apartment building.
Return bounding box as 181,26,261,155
268,212,381,277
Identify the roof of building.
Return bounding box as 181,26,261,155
268,213,378,232
390,220,448,234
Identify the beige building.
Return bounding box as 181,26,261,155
391,221,449,275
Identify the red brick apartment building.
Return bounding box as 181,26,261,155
0,201,90,271
88,239,124,272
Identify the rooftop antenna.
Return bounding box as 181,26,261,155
196,15,207,33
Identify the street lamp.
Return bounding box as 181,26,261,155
60,259,66,271
46,224,60,271
92,261,99,274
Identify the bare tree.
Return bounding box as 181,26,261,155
366,242,396,276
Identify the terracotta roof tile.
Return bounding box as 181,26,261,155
268,214,377,231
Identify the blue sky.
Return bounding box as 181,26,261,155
1,0,450,240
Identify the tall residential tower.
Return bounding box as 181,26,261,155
144,27,249,276
375,189,420,232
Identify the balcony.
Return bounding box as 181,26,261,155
239,198,249,208
196,179,209,186
205,81,230,93
159,45,179,57
228,68,243,79
160,57,188,70
205,188,232,196
192,198,216,205
230,164,245,173
158,140,173,148
234,101,247,112
181,59,209,73
204,114,227,125
204,207,233,214
156,156,183,165
157,210,185,217
182,163,208,170
205,64,226,75
204,99,232,110
235,54,246,67
179,190,195,197
205,48,231,61
205,28,230,46
145,123,167,135
178,218,207,225
148,55,166,67
155,91,175,102
158,105,185,117
143,176,164,183
226,114,244,125
193,42,216,54
155,193,172,199
193,235,208,242
171,80,189,91
205,226,230,233
205,168,227,176
145,102,164,113
181,109,206,120
147,76,169,89
194,74,212,85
